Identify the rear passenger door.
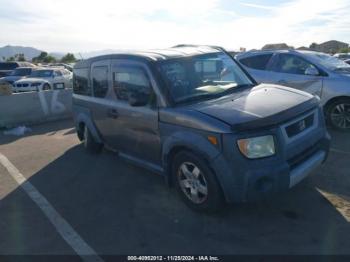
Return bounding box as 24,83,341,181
107,60,161,165
238,53,275,83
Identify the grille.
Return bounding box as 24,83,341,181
287,141,321,170
285,113,314,138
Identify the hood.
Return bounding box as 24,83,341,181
15,77,48,83
189,84,319,131
1,76,24,82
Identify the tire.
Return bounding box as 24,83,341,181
43,83,50,91
326,98,350,132
83,126,103,153
172,151,225,212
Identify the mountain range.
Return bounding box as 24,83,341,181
0,45,122,61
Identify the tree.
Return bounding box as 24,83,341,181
6,56,15,62
309,42,318,50
60,53,77,63
43,55,56,63
15,53,26,61
339,47,350,53
32,52,56,63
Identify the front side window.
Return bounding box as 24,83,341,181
239,54,273,70
54,70,63,77
112,65,152,103
30,70,53,77
273,54,316,75
10,68,32,76
92,66,109,98
158,53,253,103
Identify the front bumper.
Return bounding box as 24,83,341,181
212,133,330,203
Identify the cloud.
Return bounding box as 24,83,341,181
0,0,349,52
240,2,275,10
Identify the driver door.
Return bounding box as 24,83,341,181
106,60,161,165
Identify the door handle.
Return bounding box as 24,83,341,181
107,108,119,119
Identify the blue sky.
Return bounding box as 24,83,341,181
0,0,349,52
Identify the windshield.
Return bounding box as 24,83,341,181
10,68,32,76
158,53,254,103
30,70,53,78
309,53,350,71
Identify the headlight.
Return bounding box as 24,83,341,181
237,135,275,159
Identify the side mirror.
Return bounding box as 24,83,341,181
128,90,150,107
305,67,319,76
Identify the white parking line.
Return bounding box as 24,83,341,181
317,188,350,223
0,153,104,262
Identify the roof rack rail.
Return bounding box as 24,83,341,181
172,44,226,52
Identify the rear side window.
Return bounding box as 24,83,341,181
239,54,273,70
92,66,109,98
73,68,91,96
112,65,151,102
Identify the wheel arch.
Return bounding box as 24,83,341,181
161,132,221,186
74,111,103,143
324,96,350,112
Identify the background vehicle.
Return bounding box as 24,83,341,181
0,61,35,77
236,50,350,131
72,46,330,212
334,53,350,60
0,67,36,87
14,68,72,92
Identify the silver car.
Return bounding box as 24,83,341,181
14,68,72,92
236,50,350,131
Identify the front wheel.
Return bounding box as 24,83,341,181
326,98,350,131
172,151,224,212
83,126,103,153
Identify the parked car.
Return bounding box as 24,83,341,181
0,62,35,77
14,68,72,92
48,63,74,72
236,50,350,131
333,53,350,60
0,67,36,87
72,45,330,212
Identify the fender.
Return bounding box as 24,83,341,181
161,130,221,180
73,105,103,143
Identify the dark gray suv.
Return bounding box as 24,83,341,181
72,45,330,212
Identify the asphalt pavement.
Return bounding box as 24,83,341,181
0,119,349,257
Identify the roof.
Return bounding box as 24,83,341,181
75,45,222,68
236,49,322,59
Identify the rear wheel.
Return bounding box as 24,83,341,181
326,98,350,131
43,83,50,91
83,126,103,153
172,151,224,212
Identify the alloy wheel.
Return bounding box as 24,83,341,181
177,162,208,204
330,103,350,130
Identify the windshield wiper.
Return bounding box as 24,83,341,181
176,84,254,105
176,93,220,104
